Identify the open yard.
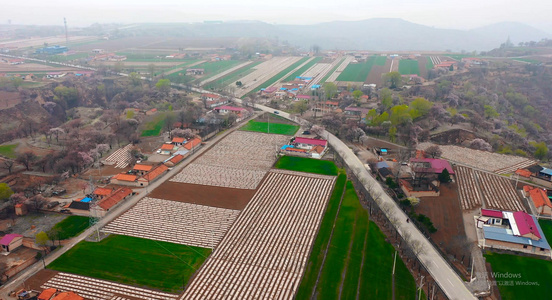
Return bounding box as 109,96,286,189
48,234,211,293
297,179,417,299
181,169,336,299
336,56,376,82
51,216,89,240
485,252,552,299
274,156,338,176
0,143,18,158
239,119,299,135
398,59,420,75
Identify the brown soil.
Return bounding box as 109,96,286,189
365,59,392,87
149,181,255,210
415,182,471,274
23,269,59,291
418,56,428,79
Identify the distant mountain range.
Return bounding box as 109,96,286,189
122,18,551,52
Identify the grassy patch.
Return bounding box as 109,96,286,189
398,60,420,75
318,57,345,84
0,144,18,159
283,57,322,81
485,252,552,299
51,216,89,240
425,57,434,70
538,220,552,242
274,156,338,176
48,235,211,293
375,56,387,66
336,56,376,82
141,114,166,137
239,120,299,135
192,60,241,78
243,57,310,98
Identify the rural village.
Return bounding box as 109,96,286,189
0,23,552,300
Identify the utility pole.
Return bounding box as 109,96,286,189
417,275,424,300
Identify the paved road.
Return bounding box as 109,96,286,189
0,113,258,298
236,100,476,300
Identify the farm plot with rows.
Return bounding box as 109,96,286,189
455,166,483,210
311,57,343,85
181,169,336,300
283,57,322,81
233,56,302,97
171,131,289,189
418,143,537,174
102,197,240,249
398,59,420,75
325,56,354,83
455,165,525,212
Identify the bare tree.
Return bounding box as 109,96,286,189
27,194,46,212
310,125,325,137
424,145,442,158
16,152,37,171
1,160,15,174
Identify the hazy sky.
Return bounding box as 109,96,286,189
3,0,551,32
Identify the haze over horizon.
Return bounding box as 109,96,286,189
2,0,551,33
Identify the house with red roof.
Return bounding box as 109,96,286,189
138,164,169,186
110,173,138,186
38,288,57,300
159,143,178,155
0,233,23,253
172,137,186,146
477,209,550,257
285,137,328,159
164,154,186,167
183,137,202,151
524,185,552,216
214,105,247,115
51,291,84,300
92,187,114,200
133,163,154,176
97,187,133,212
410,158,454,176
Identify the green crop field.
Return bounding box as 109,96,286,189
0,144,18,159
319,57,345,84
274,156,338,176
48,235,211,293
239,120,299,136
243,57,310,98
297,176,417,299
51,216,89,240
192,60,241,78
336,56,377,82
485,252,552,299
398,60,420,75
283,57,322,81
141,114,166,137
539,220,552,242
375,56,387,66
203,61,262,89
425,57,434,70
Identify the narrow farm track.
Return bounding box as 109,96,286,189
181,170,336,299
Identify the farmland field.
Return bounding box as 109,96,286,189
375,56,387,66
192,60,241,78
426,57,434,69
242,56,310,97
140,114,166,136
48,234,211,293
297,180,417,299
336,56,377,82
318,57,345,84
485,252,552,299
283,57,322,81
274,156,338,176
239,119,299,135
398,59,420,75
539,220,552,242
181,169,336,299
0,143,18,158
51,216,89,240
234,56,302,97
203,61,263,90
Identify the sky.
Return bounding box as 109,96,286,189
2,0,551,32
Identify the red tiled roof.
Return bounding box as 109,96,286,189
142,164,169,181
325,101,339,106
172,137,185,143
525,186,552,209
294,137,327,146
183,138,201,150
202,93,221,99
98,187,133,210
38,288,57,300
93,187,113,196
113,174,137,182
481,209,503,218
513,211,541,239
133,164,153,171
215,105,246,112
515,169,532,178
52,292,84,300
0,233,22,245
160,144,175,150
169,154,184,164
312,145,325,154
